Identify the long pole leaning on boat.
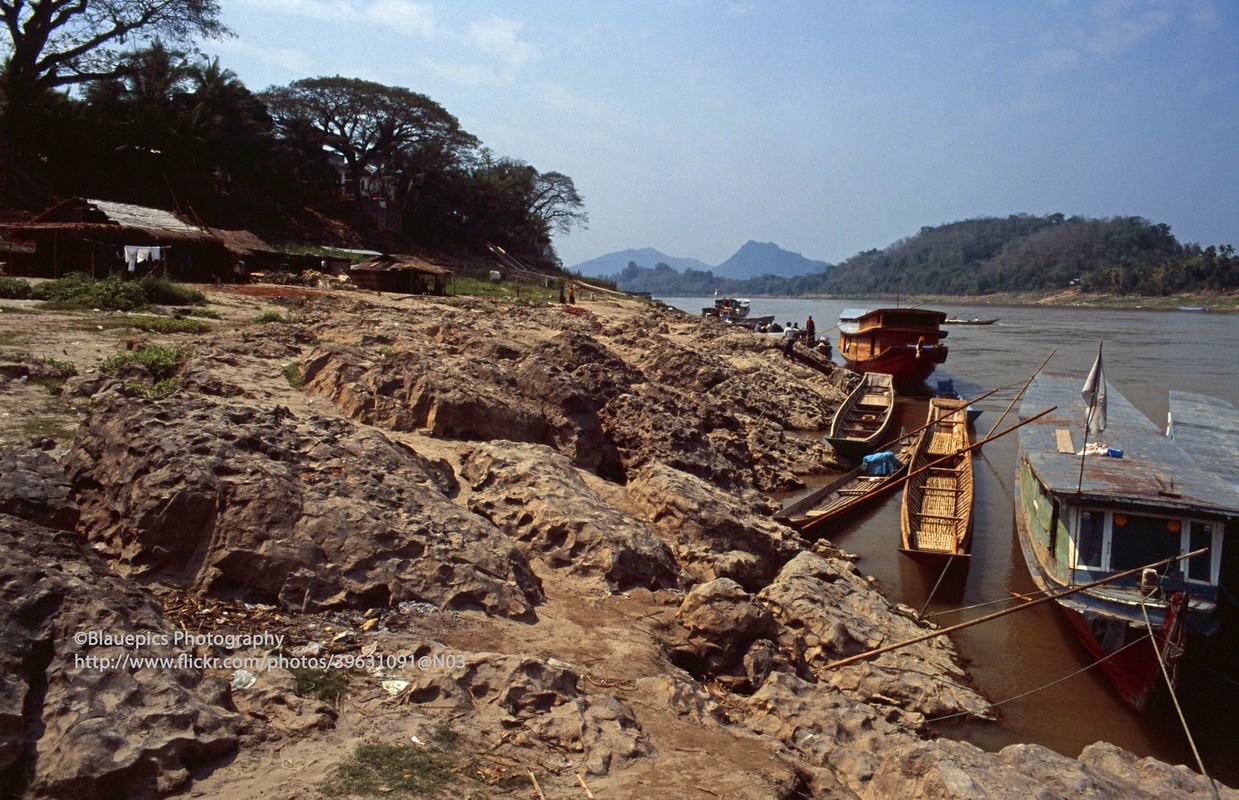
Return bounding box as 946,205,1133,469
818,546,1209,673
798,405,1056,537
981,348,1057,442
873,386,1003,451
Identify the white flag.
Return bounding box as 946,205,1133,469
1081,344,1106,438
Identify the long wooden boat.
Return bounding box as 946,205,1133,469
944,317,998,325
822,372,895,463
776,435,918,537
837,307,948,389
900,397,973,563
1015,374,1236,711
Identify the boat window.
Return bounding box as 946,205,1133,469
1077,510,1104,568
1186,521,1216,583
1109,513,1179,573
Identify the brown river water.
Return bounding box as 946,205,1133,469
665,297,1239,784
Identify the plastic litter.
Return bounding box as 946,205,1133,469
379,679,410,696
231,669,257,690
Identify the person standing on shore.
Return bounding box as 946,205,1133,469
805,315,816,341
569,286,576,305
559,285,566,304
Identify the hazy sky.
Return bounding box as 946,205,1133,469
204,1,1239,268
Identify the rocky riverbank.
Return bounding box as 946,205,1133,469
1,285,1233,798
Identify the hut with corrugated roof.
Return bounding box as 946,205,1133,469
350,254,452,295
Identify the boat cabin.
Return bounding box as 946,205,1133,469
1017,375,1236,630
837,307,949,387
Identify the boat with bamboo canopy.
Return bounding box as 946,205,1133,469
900,397,974,563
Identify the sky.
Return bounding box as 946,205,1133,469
200,0,1239,268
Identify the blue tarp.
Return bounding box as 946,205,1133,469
862,451,903,476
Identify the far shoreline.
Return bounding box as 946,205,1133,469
665,288,1239,312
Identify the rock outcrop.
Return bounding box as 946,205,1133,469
759,551,993,720
461,441,681,592
0,514,239,799
296,300,842,492
625,461,805,590
64,397,542,617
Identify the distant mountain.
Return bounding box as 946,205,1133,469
570,247,714,278
714,240,831,280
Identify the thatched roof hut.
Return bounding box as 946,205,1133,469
1,198,228,278
350,254,452,295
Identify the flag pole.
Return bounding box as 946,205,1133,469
1077,341,1103,495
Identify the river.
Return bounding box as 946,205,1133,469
662,296,1239,784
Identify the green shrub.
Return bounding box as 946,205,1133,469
101,345,187,382
289,667,349,702
126,315,210,334
34,274,150,311
138,276,206,306
0,277,33,299
30,274,206,311
35,355,78,378
126,378,178,400
283,363,304,389
320,725,460,798
255,310,295,324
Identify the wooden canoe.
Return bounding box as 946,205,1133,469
822,372,896,463
776,434,917,537
899,397,973,562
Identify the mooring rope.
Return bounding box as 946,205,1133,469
919,557,958,616
923,586,1057,619
1140,603,1219,800
925,634,1152,723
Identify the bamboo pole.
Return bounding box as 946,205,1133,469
799,405,1056,536
875,385,1002,451
983,348,1057,440
819,547,1209,672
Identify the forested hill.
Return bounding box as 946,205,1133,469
611,214,1238,297
810,214,1235,295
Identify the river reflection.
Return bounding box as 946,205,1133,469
663,297,1239,784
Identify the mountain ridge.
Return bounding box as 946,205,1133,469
570,240,831,280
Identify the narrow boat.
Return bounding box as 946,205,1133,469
837,307,948,389
776,435,918,537
944,317,999,325
1015,373,1237,710
822,372,896,463
724,314,775,329
900,397,974,563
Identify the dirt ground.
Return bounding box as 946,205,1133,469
1,283,290,448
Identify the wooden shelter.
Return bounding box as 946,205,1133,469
0,198,229,279
350,254,452,295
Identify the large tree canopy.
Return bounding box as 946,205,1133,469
1,0,228,95
258,76,479,205
530,171,588,236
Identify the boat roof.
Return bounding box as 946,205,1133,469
838,307,948,333
1169,391,1239,496
1018,374,1239,518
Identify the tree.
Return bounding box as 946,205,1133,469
1,0,227,199
258,76,478,210
1,0,226,112
529,171,588,236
